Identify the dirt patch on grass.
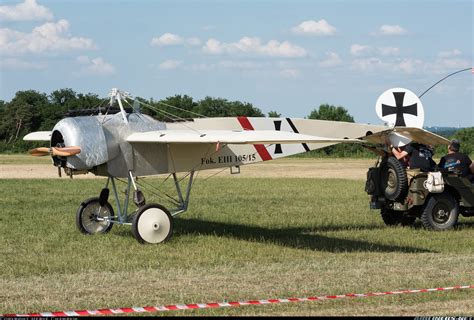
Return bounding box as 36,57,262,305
0,158,375,180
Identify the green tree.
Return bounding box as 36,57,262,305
38,89,78,130
0,100,5,143
0,90,48,142
227,100,264,117
308,104,354,122
136,95,197,121
453,127,474,156
74,93,102,110
160,95,197,120
195,97,264,117
268,111,281,118
133,96,155,117
49,88,77,106
195,97,230,117
301,103,365,157
0,100,5,125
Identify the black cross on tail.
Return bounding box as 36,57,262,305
382,92,418,127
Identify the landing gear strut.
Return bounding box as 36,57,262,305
75,171,195,244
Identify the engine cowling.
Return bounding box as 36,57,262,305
51,117,109,170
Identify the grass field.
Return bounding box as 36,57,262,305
0,154,51,165
0,162,473,316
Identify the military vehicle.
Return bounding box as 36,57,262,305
366,77,474,230
365,154,474,230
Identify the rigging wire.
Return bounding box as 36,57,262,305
195,166,230,183
418,67,472,98
125,98,204,134
115,176,182,208
153,99,208,119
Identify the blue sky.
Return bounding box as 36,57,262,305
0,0,472,126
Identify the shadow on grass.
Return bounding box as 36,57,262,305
174,218,432,253
457,220,474,229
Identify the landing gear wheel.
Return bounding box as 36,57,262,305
421,192,459,230
380,207,415,226
381,157,408,201
76,197,114,235
132,204,173,244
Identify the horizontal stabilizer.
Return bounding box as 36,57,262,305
23,131,52,141
361,127,450,146
127,130,363,145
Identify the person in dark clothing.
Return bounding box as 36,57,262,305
438,139,473,181
391,142,436,172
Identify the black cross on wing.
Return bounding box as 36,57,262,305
273,119,310,154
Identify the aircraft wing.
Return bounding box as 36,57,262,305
361,127,450,146
23,131,52,141
126,130,363,144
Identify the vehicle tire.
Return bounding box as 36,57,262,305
76,197,114,235
380,207,415,226
421,192,459,230
381,157,408,201
132,203,173,244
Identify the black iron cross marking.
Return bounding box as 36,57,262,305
273,120,283,154
382,92,418,127
273,119,310,154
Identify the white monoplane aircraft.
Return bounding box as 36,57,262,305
23,88,448,244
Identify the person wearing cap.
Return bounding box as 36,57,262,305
438,139,473,181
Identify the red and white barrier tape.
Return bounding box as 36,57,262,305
2,285,473,317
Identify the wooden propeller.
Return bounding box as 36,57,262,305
29,146,81,157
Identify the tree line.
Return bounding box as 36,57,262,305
0,88,472,157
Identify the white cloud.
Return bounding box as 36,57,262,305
350,44,371,56
318,52,342,67
431,58,470,72
150,33,201,47
218,60,262,69
0,0,53,21
351,57,424,74
351,47,469,75
280,68,300,78
202,38,223,54
378,46,400,56
150,33,183,46
397,58,423,74
158,59,183,70
350,44,400,57
202,25,214,31
187,37,201,46
351,57,391,72
0,19,95,55
0,57,46,70
291,19,336,36
191,63,214,72
375,24,407,36
76,55,115,75
190,60,264,72
438,49,462,58
202,36,307,58
263,39,307,57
